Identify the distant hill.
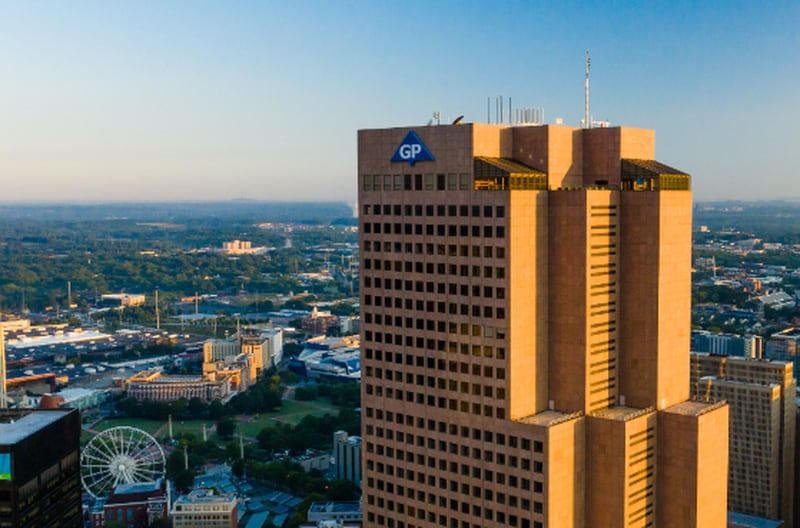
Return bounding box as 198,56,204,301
0,201,354,224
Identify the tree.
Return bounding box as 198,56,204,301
116,396,140,417
217,417,236,440
232,459,245,478
150,518,172,528
173,469,194,493
208,400,225,420
326,479,359,501
187,397,206,418
257,424,290,452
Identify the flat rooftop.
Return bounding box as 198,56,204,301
662,400,727,417
174,488,236,504
309,501,361,513
0,410,71,445
591,406,655,421
517,410,583,427
113,480,162,495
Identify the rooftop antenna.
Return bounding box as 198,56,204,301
584,50,590,128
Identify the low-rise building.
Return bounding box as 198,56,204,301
307,501,362,524
691,330,762,358
36,387,110,410
301,307,340,335
171,489,238,528
92,479,169,528
294,449,331,473
101,293,146,307
766,327,800,377
126,370,232,403
291,336,360,382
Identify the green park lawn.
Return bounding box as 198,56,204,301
85,398,340,444
235,399,339,437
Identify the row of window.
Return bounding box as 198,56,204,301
365,303,504,326
364,407,543,450
365,385,508,418
362,173,473,192
367,429,541,468
363,241,506,259
365,506,543,528
364,296,505,317
366,263,507,286
364,203,506,218
363,222,506,238
365,446,542,484
365,482,542,519
363,329,505,351
366,368,505,395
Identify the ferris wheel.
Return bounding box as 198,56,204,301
81,426,166,498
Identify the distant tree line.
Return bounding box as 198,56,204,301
0,217,357,312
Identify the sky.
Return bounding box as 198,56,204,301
0,1,798,204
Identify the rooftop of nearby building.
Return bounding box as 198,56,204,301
106,479,167,505
516,409,584,427
592,406,655,421
173,488,237,506
0,409,71,444
308,501,361,514
727,511,785,528
663,400,728,417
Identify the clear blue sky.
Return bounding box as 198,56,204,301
0,1,797,203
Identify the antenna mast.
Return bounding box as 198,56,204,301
584,50,590,128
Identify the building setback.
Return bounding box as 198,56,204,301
0,408,82,528
358,122,729,528
691,353,796,525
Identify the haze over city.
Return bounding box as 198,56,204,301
0,0,797,203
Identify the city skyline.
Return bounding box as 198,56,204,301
1,1,798,203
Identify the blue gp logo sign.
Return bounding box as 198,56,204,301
390,131,435,166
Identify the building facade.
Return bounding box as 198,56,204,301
691,353,796,525
765,327,800,379
334,430,362,487
171,489,237,528
92,479,169,528
0,409,82,528
126,370,231,403
691,330,762,358
203,337,241,363
358,123,729,527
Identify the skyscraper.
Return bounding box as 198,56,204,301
691,352,796,525
358,122,729,528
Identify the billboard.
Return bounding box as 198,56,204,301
0,453,10,481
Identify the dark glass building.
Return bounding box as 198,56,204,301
0,408,82,528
